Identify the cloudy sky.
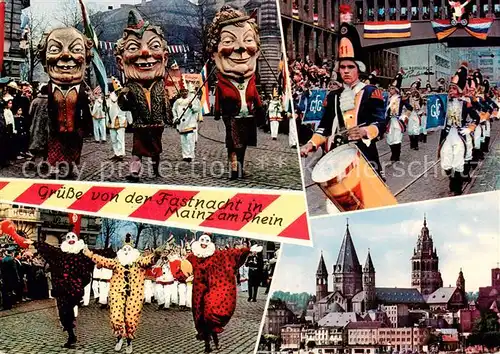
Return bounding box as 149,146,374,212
272,192,500,295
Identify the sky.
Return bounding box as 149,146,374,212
272,191,500,295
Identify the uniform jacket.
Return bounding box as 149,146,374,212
118,80,169,128
439,98,480,146
312,84,386,165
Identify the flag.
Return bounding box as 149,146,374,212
364,21,411,39
68,213,82,235
200,64,210,116
431,18,494,41
78,0,108,96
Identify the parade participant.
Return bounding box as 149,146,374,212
364,70,378,86
439,63,480,195
464,72,485,162
82,234,169,353
114,9,170,181
425,81,433,94
37,27,93,178
410,78,422,91
408,91,422,150
187,234,250,353
246,244,263,302
99,263,113,309
155,251,176,310
13,229,109,348
207,5,264,180
143,249,156,304
478,79,498,154
300,8,386,179
106,77,131,162
419,97,428,143
169,247,190,311
91,89,107,143
173,85,201,162
91,264,102,303
267,93,283,140
386,73,413,162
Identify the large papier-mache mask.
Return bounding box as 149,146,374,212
207,5,260,80
39,27,93,86
115,9,168,85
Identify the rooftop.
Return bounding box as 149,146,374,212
376,288,426,304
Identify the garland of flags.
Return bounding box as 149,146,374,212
97,41,190,55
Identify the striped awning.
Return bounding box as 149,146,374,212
98,41,190,53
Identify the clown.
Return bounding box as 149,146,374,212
114,9,170,181
82,234,169,353
5,221,109,349
207,5,264,180
34,27,93,178
267,93,283,140
448,0,471,24
187,234,250,353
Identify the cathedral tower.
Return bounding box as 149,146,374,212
333,220,363,300
316,251,329,301
411,216,443,295
457,268,465,292
363,250,376,311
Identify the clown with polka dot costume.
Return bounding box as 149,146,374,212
83,233,172,353
187,234,251,353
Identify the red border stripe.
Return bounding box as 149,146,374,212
130,190,201,220
68,186,125,213
13,183,65,205
0,181,9,192
278,212,310,240
199,193,280,231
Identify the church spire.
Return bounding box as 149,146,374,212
335,220,361,273
364,249,375,273
317,251,328,276
424,214,427,227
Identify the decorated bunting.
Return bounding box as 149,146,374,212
0,179,311,245
431,18,494,41
363,21,411,39
98,41,190,54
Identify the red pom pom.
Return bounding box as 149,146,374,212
339,4,351,14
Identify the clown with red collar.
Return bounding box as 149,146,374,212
187,234,250,353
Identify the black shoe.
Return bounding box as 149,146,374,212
272,137,277,140
252,299,257,302
183,158,192,162
230,171,239,180
247,297,252,302
126,174,140,182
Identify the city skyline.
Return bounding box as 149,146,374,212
272,192,500,296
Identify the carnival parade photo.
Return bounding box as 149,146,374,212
0,204,279,353
281,0,500,215
0,0,302,191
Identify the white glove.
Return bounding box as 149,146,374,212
460,127,471,135
339,89,355,112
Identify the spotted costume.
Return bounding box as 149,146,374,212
84,251,159,339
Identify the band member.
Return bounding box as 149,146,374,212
419,97,428,143
408,91,422,150
36,27,93,178
478,79,498,153
439,63,480,195
268,93,283,140
300,9,386,178
155,251,176,310
173,86,201,162
99,264,113,309
363,70,378,86
188,234,250,353
207,5,264,179
114,9,170,181
107,77,131,162
91,90,107,143
82,234,168,353
386,73,413,162
410,78,422,91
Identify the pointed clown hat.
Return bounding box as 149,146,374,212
334,5,366,73
450,62,468,93
364,69,378,85
111,76,123,92
124,233,133,246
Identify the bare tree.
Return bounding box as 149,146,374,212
141,225,164,249
21,9,50,82
100,218,121,249
133,222,148,249
55,0,105,37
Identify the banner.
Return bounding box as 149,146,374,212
299,89,328,123
0,180,311,245
182,73,202,90
431,18,494,41
364,21,411,39
426,94,448,129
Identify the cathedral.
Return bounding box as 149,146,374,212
313,217,468,322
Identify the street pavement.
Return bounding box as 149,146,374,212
303,121,500,217
0,118,303,191
0,287,268,354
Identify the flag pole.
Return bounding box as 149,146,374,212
173,59,216,124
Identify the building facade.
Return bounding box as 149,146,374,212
265,299,297,336
2,0,30,78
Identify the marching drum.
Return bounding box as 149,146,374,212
180,259,193,277
311,144,397,211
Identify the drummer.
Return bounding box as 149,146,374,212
300,7,386,179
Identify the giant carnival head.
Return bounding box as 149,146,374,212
206,5,261,80
60,231,86,254
117,233,141,266
39,27,93,86
115,9,168,85
191,233,216,258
